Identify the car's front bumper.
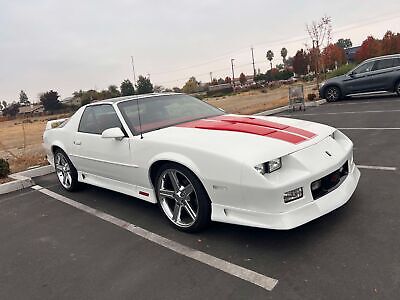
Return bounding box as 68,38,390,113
211,164,360,229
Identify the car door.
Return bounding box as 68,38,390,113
369,58,396,91
343,61,376,94
72,104,136,185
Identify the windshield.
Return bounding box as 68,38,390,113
117,94,224,134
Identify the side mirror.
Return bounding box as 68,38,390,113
218,107,226,113
101,127,125,140
348,71,355,77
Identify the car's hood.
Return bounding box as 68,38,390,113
143,114,335,165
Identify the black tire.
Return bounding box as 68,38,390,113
54,149,80,192
155,163,211,233
324,86,341,102
395,81,400,96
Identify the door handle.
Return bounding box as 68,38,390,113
74,140,82,145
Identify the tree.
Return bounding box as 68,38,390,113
153,85,165,93
293,49,308,75
107,85,121,98
381,31,400,55
40,90,61,112
322,44,346,70
2,102,19,117
306,15,332,77
182,77,200,94
336,38,353,49
19,90,29,105
239,73,247,85
136,75,154,94
172,87,181,93
276,63,285,70
281,47,288,63
266,50,274,70
356,36,382,62
224,76,232,84
120,79,135,96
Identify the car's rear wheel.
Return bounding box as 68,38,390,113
325,86,341,102
54,150,79,191
155,163,211,232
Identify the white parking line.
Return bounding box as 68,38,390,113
339,128,400,130
31,185,278,291
282,109,400,117
357,165,397,171
328,99,400,106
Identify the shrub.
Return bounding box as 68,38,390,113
0,159,10,178
307,93,317,101
326,63,356,79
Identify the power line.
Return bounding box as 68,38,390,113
152,12,400,86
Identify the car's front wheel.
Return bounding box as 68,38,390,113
155,163,211,232
54,150,79,191
325,86,341,102
395,81,400,96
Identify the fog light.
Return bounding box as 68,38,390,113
284,187,303,203
311,180,322,191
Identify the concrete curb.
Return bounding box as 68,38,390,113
255,99,327,116
0,165,55,195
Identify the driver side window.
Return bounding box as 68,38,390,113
353,61,374,74
79,104,122,134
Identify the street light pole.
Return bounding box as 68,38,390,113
231,58,235,89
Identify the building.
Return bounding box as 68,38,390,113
344,46,361,62
61,96,81,106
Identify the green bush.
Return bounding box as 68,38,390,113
0,158,10,178
326,64,356,79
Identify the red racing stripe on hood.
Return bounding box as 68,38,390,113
177,116,316,144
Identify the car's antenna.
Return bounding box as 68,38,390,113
131,56,143,139
136,96,144,139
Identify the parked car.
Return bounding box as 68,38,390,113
43,93,360,232
319,54,400,101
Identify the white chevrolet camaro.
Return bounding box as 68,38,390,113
43,93,360,232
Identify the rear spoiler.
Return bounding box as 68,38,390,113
45,118,68,130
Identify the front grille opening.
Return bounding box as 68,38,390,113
311,162,349,200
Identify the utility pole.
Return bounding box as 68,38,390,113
231,58,235,89
209,72,213,84
251,47,256,77
130,56,137,84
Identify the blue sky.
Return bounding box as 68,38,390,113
1,0,400,102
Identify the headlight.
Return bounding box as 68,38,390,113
254,158,282,175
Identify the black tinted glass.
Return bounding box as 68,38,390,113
373,59,394,70
79,105,122,134
118,95,223,134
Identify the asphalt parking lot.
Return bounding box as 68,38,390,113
1,95,400,299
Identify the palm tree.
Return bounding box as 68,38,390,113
281,47,288,64
266,50,274,70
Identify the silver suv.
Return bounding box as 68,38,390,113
319,54,400,102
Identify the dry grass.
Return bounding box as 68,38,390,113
8,152,48,173
205,83,316,114
0,177,14,184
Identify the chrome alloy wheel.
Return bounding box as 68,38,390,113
157,169,199,228
326,87,340,102
55,152,73,189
